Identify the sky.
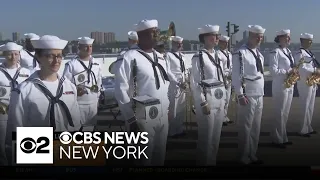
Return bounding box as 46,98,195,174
2,0,320,43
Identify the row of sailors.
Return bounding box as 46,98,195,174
110,20,318,166
0,35,103,165
0,19,317,167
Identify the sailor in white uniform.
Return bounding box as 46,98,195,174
190,24,226,166
6,35,83,154
294,33,318,137
20,33,40,73
269,29,294,148
0,42,31,165
114,19,171,166
232,25,265,165
63,37,102,128
217,35,233,126
166,36,187,137
109,31,139,74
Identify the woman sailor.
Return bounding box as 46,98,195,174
0,42,31,165
269,29,294,148
6,35,83,148
190,24,226,166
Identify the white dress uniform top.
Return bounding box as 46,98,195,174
231,25,265,164
6,35,82,150
190,24,226,165
294,33,317,135
269,29,294,144
114,19,170,166
217,35,232,123
63,37,102,126
20,33,40,73
166,36,187,136
0,43,30,165
109,31,139,74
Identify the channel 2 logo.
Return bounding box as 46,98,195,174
16,127,53,164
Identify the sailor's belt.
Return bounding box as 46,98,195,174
244,76,262,81
199,79,224,88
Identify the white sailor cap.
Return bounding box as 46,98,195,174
134,19,158,32
248,25,266,34
171,36,183,42
24,33,40,40
0,42,23,51
276,29,290,36
300,33,313,40
31,35,68,50
198,24,219,35
219,35,230,42
78,37,94,44
128,31,138,40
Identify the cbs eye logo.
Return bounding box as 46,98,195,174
59,132,72,144
20,136,50,154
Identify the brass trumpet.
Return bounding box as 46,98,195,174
0,101,9,114
284,57,305,88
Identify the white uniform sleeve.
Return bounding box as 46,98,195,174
165,54,179,84
231,52,244,95
97,64,103,97
190,54,206,104
269,50,288,76
69,83,84,129
229,52,233,76
114,55,135,123
62,62,73,82
221,53,230,76
6,87,28,146
294,51,315,77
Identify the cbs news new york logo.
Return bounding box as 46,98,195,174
16,127,105,165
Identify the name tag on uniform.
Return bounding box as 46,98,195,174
201,79,225,110
0,85,11,99
244,75,261,81
63,91,74,95
93,63,99,65
133,95,162,121
73,70,88,86
18,74,29,77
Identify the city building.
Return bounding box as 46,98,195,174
12,32,20,42
104,32,115,43
90,31,116,44
91,31,105,44
0,32,2,41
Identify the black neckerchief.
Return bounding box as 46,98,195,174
219,49,230,69
300,48,320,68
201,50,227,88
0,64,22,90
136,49,169,90
279,46,294,68
77,57,97,85
28,76,74,131
170,51,186,73
246,46,264,74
